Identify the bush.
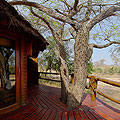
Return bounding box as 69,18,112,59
87,61,93,74
118,68,120,74
108,67,115,75
94,68,103,74
9,66,15,74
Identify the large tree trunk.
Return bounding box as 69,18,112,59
65,27,92,109
55,26,93,109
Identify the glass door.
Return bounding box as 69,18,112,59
0,38,16,109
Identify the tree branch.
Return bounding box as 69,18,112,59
69,27,76,38
30,7,56,40
63,37,74,41
55,9,67,16
85,0,92,20
62,0,72,10
91,41,120,49
89,6,120,30
68,4,83,18
73,0,79,10
9,1,77,26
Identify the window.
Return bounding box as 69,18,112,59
0,38,16,108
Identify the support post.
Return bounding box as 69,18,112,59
89,76,97,101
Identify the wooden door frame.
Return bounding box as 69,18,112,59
0,32,21,115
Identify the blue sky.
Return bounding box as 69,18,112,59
92,46,113,65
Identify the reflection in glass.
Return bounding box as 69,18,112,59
0,42,16,108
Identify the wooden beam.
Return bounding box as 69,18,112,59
0,37,12,47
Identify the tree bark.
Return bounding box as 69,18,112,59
66,26,93,109
55,41,69,104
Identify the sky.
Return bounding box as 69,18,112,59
92,46,113,65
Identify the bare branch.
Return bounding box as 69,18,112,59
9,1,77,26
56,22,65,39
55,9,67,16
89,6,120,30
73,0,79,10
69,27,76,38
91,41,120,49
68,4,83,18
62,0,72,10
63,37,74,41
92,2,120,7
85,0,92,20
30,7,56,40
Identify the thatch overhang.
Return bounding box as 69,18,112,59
0,0,48,57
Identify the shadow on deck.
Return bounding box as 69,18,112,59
0,84,120,120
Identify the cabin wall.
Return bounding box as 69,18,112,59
27,57,38,85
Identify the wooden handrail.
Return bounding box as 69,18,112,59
96,78,120,87
39,72,60,75
39,72,61,83
96,89,120,104
88,76,120,104
88,76,120,87
39,77,61,82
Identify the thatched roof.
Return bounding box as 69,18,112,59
0,0,48,57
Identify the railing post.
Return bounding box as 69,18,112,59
89,76,97,101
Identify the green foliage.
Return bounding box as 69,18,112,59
94,68,103,74
38,37,74,72
39,39,60,71
87,61,94,74
85,89,91,95
118,68,120,74
108,67,115,75
9,66,15,74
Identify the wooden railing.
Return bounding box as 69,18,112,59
87,76,120,104
39,72,61,82
39,72,120,104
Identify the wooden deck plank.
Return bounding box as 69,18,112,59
37,93,57,110
38,92,66,110
33,108,47,120
61,111,67,120
73,110,81,120
24,108,42,120
95,100,120,119
0,84,120,120
47,110,57,120
38,91,64,110
55,111,63,120
78,107,89,120
81,105,98,120
40,109,51,120
68,110,75,120
0,105,36,120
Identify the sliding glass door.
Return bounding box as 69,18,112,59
0,38,16,109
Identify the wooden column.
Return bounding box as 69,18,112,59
32,58,38,84
20,38,28,105
89,76,97,101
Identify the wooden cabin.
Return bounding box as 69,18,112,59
0,0,48,115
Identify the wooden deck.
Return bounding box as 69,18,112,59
0,84,120,120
